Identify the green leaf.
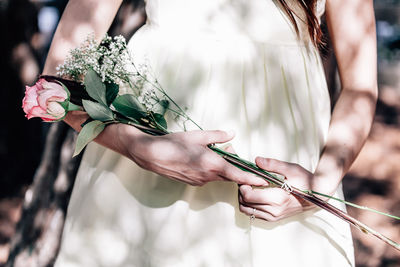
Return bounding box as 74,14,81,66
153,113,168,130
83,100,114,121
59,100,69,110
112,94,147,120
84,69,107,105
67,102,82,111
73,120,105,157
80,117,94,128
105,82,119,106
152,99,169,115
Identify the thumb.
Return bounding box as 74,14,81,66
255,157,292,176
221,143,237,155
195,130,235,145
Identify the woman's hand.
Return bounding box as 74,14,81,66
110,123,268,187
238,157,315,222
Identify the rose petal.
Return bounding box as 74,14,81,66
41,80,67,99
23,79,68,121
37,89,66,109
22,85,39,114
41,117,56,122
37,80,68,109
47,102,66,119
27,106,48,119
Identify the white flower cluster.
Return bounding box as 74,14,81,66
131,61,160,111
57,33,131,84
139,87,158,111
57,33,172,117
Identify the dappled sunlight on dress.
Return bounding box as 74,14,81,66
55,0,355,266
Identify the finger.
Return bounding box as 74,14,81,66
217,174,231,182
197,152,239,182
239,203,297,221
238,204,277,222
221,143,237,154
221,163,268,187
255,157,294,176
188,130,235,145
239,185,290,206
219,169,268,187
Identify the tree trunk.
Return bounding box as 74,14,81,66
6,123,82,267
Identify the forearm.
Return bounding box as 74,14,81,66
43,0,122,141
43,0,122,75
62,109,148,160
313,0,378,195
313,87,377,195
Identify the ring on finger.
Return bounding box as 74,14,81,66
250,208,256,221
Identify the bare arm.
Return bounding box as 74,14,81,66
239,0,378,221
44,0,123,75
43,0,267,187
43,0,122,131
313,0,377,194
43,0,135,157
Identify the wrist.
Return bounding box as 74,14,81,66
113,123,147,159
312,155,344,197
64,111,89,132
311,173,341,200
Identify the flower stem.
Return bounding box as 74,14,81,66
307,191,400,221
129,59,203,130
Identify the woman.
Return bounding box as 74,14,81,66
43,0,377,266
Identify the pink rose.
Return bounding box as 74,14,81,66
22,78,69,122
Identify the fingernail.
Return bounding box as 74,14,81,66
226,130,235,137
255,157,264,164
257,176,268,186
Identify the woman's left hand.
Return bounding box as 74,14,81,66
238,157,316,222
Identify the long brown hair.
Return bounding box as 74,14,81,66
277,0,322,46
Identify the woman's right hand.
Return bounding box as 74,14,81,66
111,123,268,187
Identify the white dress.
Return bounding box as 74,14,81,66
55,0,355,266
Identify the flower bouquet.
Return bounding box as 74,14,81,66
23,34,400,251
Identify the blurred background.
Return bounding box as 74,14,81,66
0,0,399,266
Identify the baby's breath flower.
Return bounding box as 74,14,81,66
57,33,131,84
